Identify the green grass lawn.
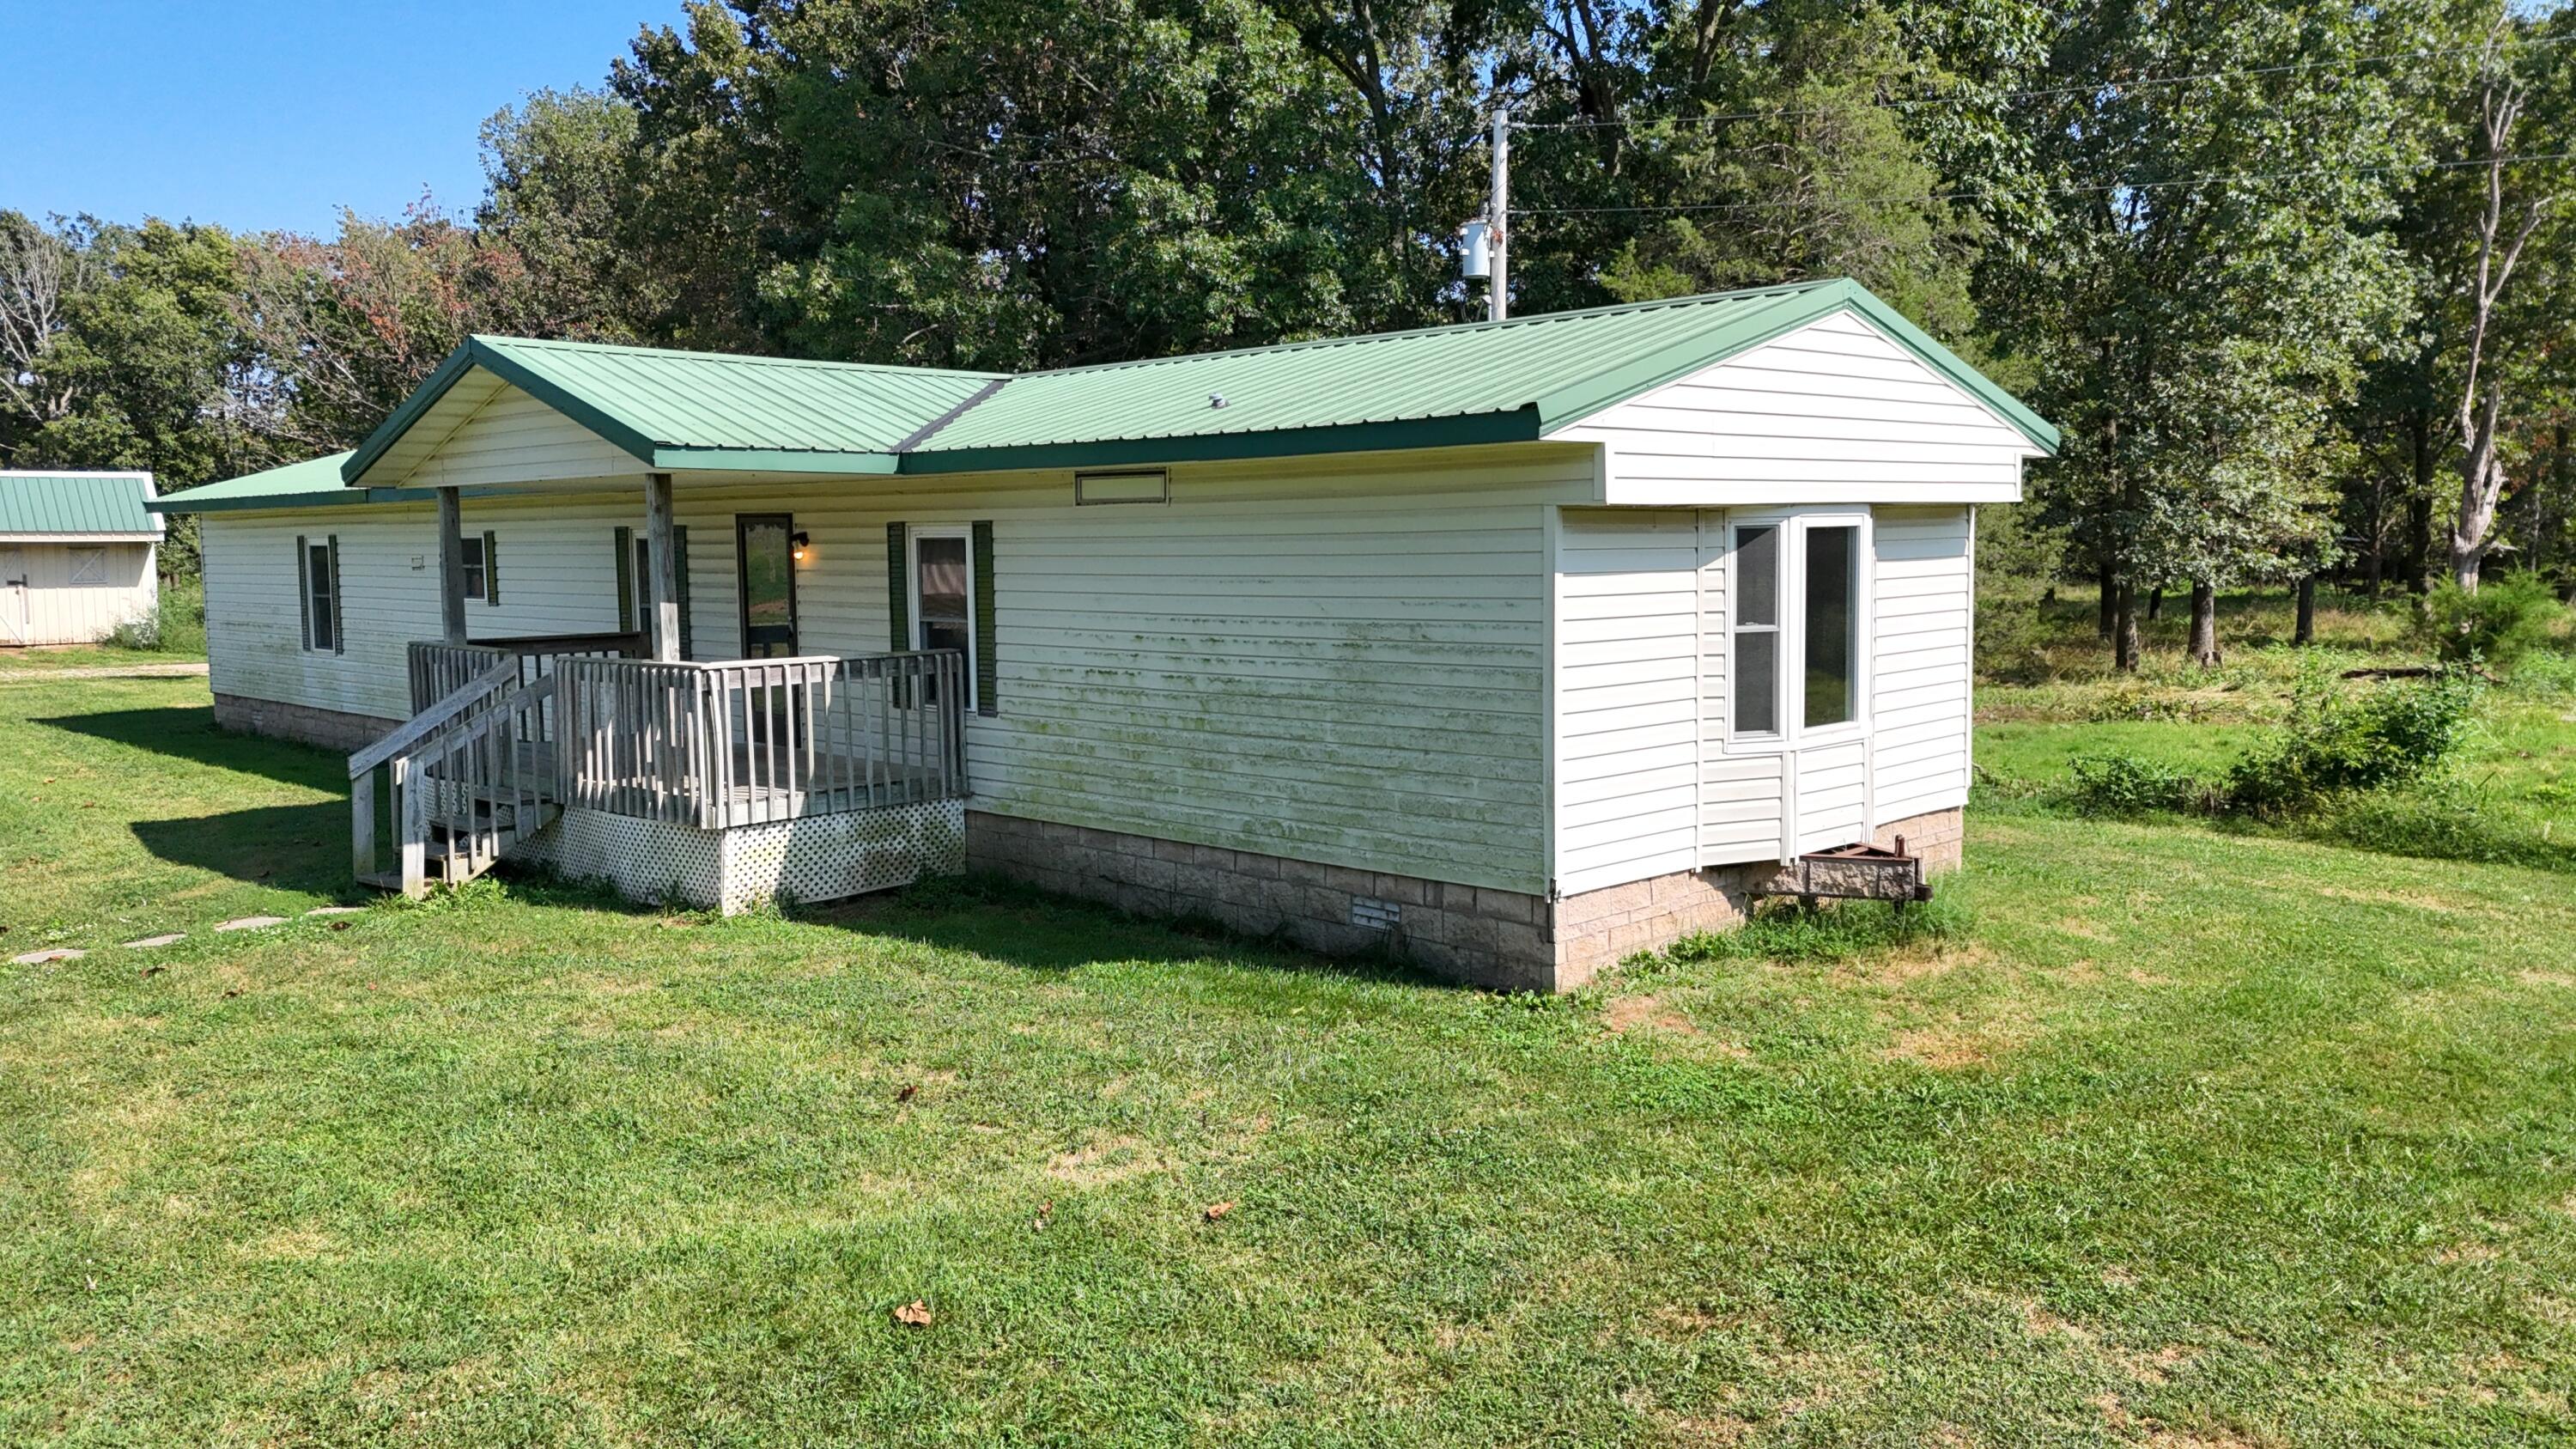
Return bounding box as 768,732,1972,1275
4,661,2576,1445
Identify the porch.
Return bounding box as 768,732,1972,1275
350,635,969,910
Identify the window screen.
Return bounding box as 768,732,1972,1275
459,536,486,600
306,540,337,652
1731,525,1780,734
1803,525,1858,728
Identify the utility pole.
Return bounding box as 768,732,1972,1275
1487,110,1510,321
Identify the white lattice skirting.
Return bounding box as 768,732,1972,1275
512,801,967,913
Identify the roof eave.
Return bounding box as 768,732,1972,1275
154,485,445,515
894,407,1546,475
651,447,901,475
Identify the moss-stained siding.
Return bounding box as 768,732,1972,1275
199,444,1586,893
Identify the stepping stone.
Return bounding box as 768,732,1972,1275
11,948,85,965
213,916,289,933
306,906,366,916
123,934,186,949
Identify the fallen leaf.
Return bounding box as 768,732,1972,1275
1034,1199,1054,1233
331,921,352,932
1204,1201,1237,1222
138,965,165,978
222,988,241,999
895,1085,918,1103
893,1300,933,1327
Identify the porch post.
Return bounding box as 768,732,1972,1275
437,488,468,645
645,472,681,662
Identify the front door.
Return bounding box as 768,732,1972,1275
735,515,798,658
0,548,27,645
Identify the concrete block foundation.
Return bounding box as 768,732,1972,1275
969,807,1965,994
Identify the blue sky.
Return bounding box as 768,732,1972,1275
0,0,686,234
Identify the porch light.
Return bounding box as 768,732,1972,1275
791,531,811,562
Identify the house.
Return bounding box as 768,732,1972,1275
152,280,2056,992
0,471,162,647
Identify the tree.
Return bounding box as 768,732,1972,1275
1992,1,2417,670
2441,17,2572,590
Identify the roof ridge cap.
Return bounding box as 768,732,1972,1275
1011,279,1841,381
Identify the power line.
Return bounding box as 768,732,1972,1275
1508,149,2576,220
1505,32,2576,136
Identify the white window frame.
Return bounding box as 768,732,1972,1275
908,523,978,714
66,546,108,586
1722,508,1873,752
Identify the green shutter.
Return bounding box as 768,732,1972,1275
295,535,312,650
482,530,500,605
614,526,634,634
326,535,344,655
971,520,997,715
885,521,909,650
673,525,693,660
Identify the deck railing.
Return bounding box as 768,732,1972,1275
407,632,646,714
360,642,966,894
556,650,968,829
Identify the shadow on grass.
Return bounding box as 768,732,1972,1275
796,872,1451,990
129,802,363,902
33,704,345,792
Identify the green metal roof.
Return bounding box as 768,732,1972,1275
168,279,2056,509
147,453,405,514
0,471,162,536
903,277,2061,469
342,338,1005,484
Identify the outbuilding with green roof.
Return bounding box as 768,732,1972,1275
0,470,163,647
155,281,2051,990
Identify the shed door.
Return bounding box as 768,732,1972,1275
0,548,27,646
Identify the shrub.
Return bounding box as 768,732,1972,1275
2224,667,2480,814
106,606,163,650
2063,752,2215,815
2417,574,2566,667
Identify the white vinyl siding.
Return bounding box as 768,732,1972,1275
380,381,641,490
199,446,1587,892
1869,505,1974,824
1548,502,1973,893
1552,509,1703,895
1557,313,2038,507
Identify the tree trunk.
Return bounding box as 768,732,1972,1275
2294,575,2316,646
2365,474,2385,598
2407,414,2434,595
2113,581,2141,673
2097,562,2115,640
2147,586,2163,621
2187,582,2219,667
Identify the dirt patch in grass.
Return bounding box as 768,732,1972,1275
1886,1023,2019,1070
1603,995,1701,1037
1047,1133,1166,1188
2329,881,2463,912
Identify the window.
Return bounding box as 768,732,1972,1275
1730,525,1781,735
911,527,975,709
297,534,341,654
1728,514,1867,743
67,547,107,585
1803,525,1858,728
459,536,485,599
